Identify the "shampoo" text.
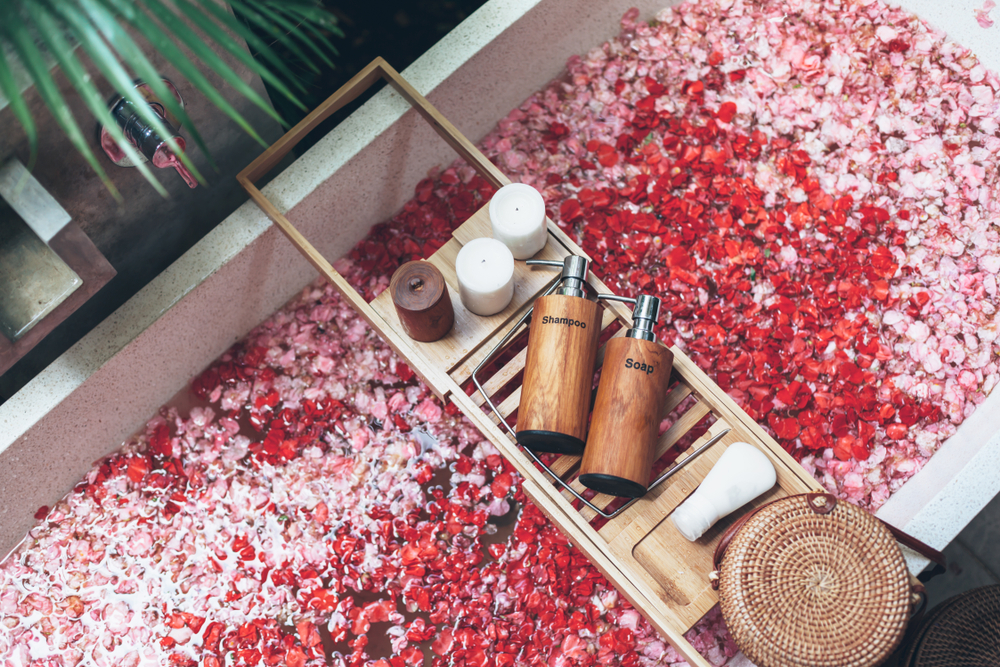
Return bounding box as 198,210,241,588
541,316,587,328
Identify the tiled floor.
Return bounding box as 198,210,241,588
922,491,1000,610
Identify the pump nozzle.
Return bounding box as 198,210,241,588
526,256,590,298
597,293,661,342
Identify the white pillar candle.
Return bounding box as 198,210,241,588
455,238,515,316
670,442,777,542
489,183,548,260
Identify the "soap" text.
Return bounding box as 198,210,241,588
625,358,654,374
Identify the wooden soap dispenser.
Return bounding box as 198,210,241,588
517,256,602,455
580,294,673,497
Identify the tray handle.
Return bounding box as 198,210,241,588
238,57,509,191
236,58,518,400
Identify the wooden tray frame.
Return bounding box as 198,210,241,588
238,58,823,667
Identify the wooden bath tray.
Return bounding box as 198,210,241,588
239,58,823,667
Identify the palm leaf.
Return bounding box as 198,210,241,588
236,0,337,70
44,0,208,184
0,7,122,200
225,0,323,74
0,46,38,170
1,0,339,196
271,7,342,60
181,0,310,111
138,0,282,134
103,0,272,146
27,2,168,196
81,0,210,178
271,2,344,40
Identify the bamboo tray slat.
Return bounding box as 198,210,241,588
239,58,823,667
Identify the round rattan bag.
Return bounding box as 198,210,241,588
711,493,922,667
901,585,1000,667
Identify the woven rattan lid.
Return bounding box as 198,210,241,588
718,494,912,667
905,585,1000,667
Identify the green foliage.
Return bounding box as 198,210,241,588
0,0,341,199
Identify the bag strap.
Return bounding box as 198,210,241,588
710,492,945,590
881,520,946,567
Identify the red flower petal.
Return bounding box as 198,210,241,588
716,101,737,123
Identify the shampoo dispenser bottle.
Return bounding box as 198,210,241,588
517,256,602,454
579,294,674,498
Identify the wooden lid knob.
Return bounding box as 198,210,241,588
390,261,454,342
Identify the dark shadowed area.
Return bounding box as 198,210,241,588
0,0,488,403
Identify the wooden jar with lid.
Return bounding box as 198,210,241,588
390,261,454,342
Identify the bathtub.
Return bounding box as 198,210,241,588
2,0,998,576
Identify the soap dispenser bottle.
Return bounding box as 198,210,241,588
580,294,673,497
517,256,602,454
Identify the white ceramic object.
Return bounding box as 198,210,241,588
671,442,777,542
489,183,547,259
